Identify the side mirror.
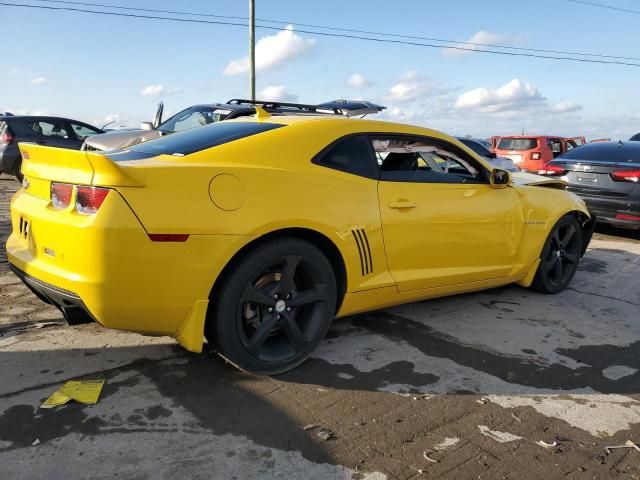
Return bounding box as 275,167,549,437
488,152,497,159
490,168,511,188
140,122,154,131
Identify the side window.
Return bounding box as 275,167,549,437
70,123,100,140
548,139,562,158
373,135,486,184
28,121,71,139
565,140,577,151
313,135,377,179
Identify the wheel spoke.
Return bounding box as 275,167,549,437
246,315,279,356
546,256,558,273
241,284,274,307
552,230,561,249
559,224,576,248
290,285,327,307
563,252,579,264
281,312,307,351
554,258,563,281
278,255,302,294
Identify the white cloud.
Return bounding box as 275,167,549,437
442,31,520,57
224,25,315,76
140,84,181,97
347,73,371,89
551,101,583,113
30,76,47,85
386,71,440,103
455,79,545,113
258,85,298,102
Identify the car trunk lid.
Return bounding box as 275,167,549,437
552,158,639,197
19,143,143,199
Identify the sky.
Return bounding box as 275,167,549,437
1,0,639,139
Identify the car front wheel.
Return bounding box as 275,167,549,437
531,215,583,294
207,237,337,375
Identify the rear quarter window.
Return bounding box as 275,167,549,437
497,138,538,150
108,122,284,161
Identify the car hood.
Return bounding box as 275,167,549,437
84,129,162,151
511,171,568,188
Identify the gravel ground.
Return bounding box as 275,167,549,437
1,174,640,479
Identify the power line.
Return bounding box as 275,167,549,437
30,0,640,62
567,0,640,15
3,1,640,67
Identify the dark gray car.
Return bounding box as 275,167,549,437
0,115,103,181
545,141,640,229
456,137,520,172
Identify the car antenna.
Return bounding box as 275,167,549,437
101,120,116,130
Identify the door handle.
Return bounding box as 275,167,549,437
389,200,416,209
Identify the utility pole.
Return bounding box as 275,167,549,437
249,0,256,101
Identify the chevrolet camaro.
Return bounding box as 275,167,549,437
6,110,594,374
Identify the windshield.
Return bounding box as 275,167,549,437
158,106,228,133
497,138,538,151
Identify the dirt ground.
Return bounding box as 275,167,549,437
1,174,640,479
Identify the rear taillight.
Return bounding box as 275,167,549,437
611,170,640,183
51,183,73,209
616,213,640,221
531,152,541,160
1,131,13,144
76,186,110,215
538,164,567,176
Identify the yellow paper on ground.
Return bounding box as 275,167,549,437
40,379,105,409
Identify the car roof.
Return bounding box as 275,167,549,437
0,115,94,123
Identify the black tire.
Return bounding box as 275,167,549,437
531,215,583,294
206,237,337,375
14,158,23,183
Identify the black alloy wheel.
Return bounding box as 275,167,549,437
207,238,337,375
532,215,583,294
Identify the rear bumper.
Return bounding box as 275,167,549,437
6,187,249,351
9,264,95,325
573,192,640,229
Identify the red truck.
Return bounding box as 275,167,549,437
491,135,586,173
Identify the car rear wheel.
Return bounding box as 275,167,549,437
207,238,337,375
14,158,23,183
531,215,583,294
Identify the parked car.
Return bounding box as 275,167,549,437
541,141,640,229
82,99,386,151
8,113,593,374
491,135,585,173
456,137,520,171
1,114,103,181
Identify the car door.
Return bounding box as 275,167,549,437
27,119,79,149
374,134,524,291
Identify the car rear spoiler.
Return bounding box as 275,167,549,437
227,98,386,117
19,143,144,187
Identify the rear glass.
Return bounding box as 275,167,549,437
497,138,538,150
559,143,640,163
108,122,284,161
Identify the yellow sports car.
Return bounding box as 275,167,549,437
6,110,594,374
